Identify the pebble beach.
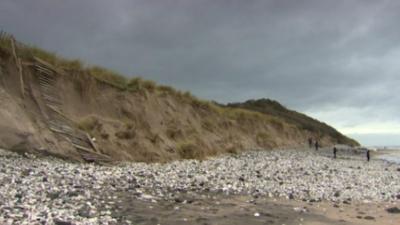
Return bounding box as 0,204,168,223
1,148,399,225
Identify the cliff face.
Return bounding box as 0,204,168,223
0,35,358,163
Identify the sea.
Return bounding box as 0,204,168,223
372,146,400,164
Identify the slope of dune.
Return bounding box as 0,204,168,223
0,33,358,163
227,99,358,146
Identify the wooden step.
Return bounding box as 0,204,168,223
38,79,54,87
34,57,66,76
38,71,54,78
35,64,54,74
38,72,54,79
35,66,53,76
38,77,54,85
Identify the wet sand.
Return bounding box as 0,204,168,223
103,192,400,225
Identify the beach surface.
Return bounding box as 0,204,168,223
0,147,399,224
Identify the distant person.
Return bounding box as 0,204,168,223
366,149,370,162
308,138,313,148
333,147,337,159
315,140,319,151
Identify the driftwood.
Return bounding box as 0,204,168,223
48,122,74,133
50,128,89,150
79,151,112,163
86,133,99,152
46,105,76,125
49,127,71,135
72,143,93,152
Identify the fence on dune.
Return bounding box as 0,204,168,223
0,30,111,163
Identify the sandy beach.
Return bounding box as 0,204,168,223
1,147,399,224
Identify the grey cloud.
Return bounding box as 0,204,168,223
1,0,400,145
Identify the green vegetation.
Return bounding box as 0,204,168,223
115,122,136,139
157,85,176,94
77,116,101,132
0,35,128,89
256,132,275,147
220,107,272,124
0,37,12,54
268,117,286,130
228,99,359,146
226,146,239,154
166,127,183,140
126,77,144,92
23,46,84,69
176,141,204,159
87,66,127,89
201,119,215,132
141,80,157,92
126,77,158,92
115,130,136,139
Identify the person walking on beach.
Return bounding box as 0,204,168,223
333,147,337,159
315,140,319,151
366,149,370,162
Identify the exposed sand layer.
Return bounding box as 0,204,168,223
0,148,399,224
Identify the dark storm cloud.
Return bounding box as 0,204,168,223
1,0,400,144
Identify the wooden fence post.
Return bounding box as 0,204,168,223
10,37,25,98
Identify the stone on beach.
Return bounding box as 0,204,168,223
0,148,399,224
386,207,400,214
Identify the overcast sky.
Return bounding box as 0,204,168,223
1,0,399,146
